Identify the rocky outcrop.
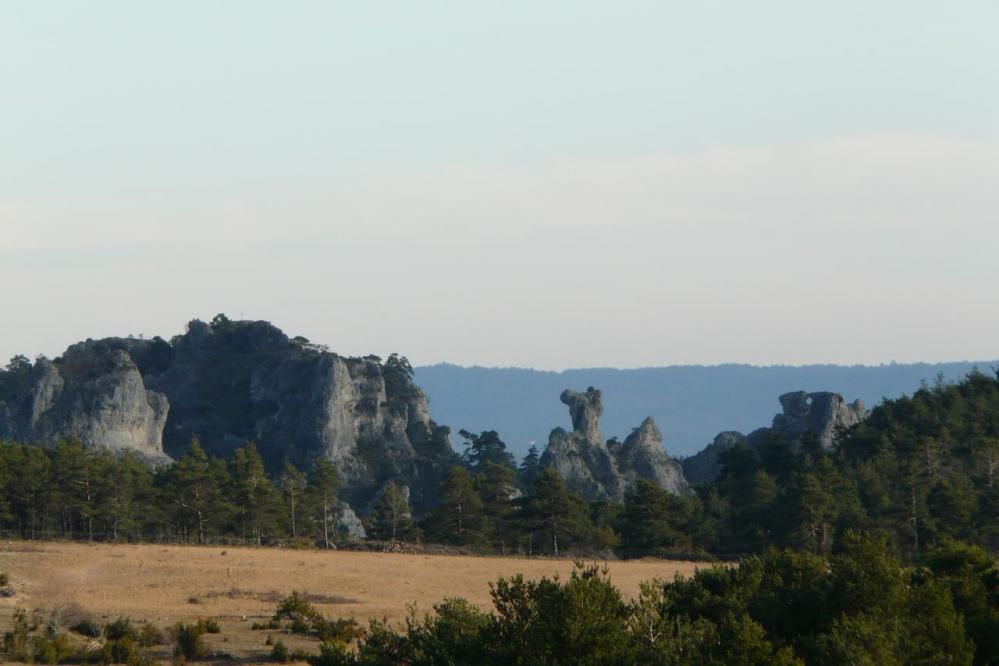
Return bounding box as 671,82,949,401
0,317,456,513
0,343,169,462
613,417,690,495
336,502,367,540
141,319,456,512
682,391,868,484
540,388,690,501
681,431,746,485
767,391,867,449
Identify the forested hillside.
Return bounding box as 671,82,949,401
415,361,996,457
2,370,997,563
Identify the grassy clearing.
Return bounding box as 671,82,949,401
0,541,704,662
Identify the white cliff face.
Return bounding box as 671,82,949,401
540,387,690,501
0,347,169,461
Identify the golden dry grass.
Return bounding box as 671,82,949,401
0,541,706,662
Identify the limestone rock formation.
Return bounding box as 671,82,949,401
613,417,690,495
683,391,868,484
540,387,690,501
141,319,456,512
768,391,867,449
0,317,456,514
336,502,367,540
681,431,747,485
0,342,169,462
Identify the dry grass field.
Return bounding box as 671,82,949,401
0,541,707,662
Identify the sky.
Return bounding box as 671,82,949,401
2,1,998,370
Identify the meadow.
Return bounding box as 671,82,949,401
0,541,703,662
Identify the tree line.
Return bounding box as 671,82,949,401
1,370,998,563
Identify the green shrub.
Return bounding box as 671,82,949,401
196,618,221,634
103,635,139,664
273,591,360,643
71,618,102,638
3,608,31,662
273,591,322,626
307,641,355,666
172,622,208,661
105,616,138,642
269,639,289,663
31,633,77,664
137,623,165,647
0,572,8,586
251,620,279,631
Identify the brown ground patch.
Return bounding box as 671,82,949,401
0,541,707,662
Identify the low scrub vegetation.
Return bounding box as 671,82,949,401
1,610,165,665
303,534,998,665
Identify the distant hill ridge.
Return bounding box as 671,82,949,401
414,361,998,459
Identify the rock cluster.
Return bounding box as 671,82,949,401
767,391,867,450
540,388,690,501
0,343,170,463
682,390,868,484
0,318,456,513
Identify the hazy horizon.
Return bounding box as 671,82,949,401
4,2,997,369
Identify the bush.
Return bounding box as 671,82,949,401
0,572,7,586
307,641,356,666
272,591,360,643
31,633,78,665
251,620,280,631
3,608,31,662
105,616,139,642
196,618,221,634
270,639,289,663
71,618,102,638
103,635,139,664
138,623,165,647
172,622,208,661
274,591,322,626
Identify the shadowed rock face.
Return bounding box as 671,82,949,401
681,390,869,484
681,431,747,485
561,388,603,440
0,319,457,513
540,387,690,501
771,391,867,449
0,343,170,462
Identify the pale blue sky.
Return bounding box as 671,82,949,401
2,2,998,369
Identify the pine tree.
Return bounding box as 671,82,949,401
458,430,515,471
52,439,98,539
164,437,229,543
476,461,518,553
369,482,413,541
518,469,591,556
308,457,341,548
280,463,308,539
617,480,689,556
428,466,483,545
229,443,284,544
518,445,541,490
